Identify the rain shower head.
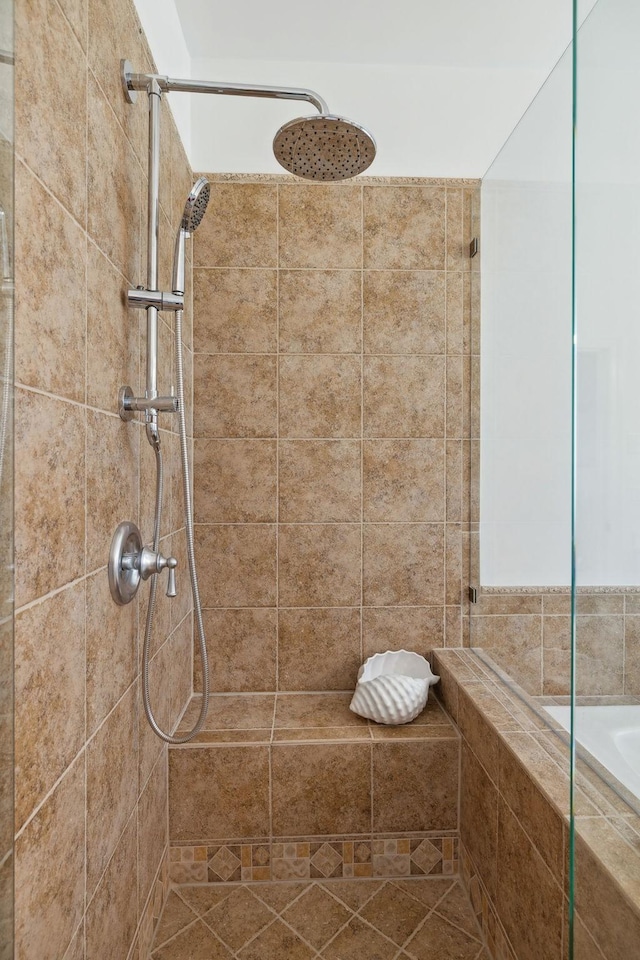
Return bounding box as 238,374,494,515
181,176,211,233
173,177,211,296
273,114,376,181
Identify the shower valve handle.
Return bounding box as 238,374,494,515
136,546,177,582
166,565,177,599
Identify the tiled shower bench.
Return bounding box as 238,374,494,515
167,691,460,885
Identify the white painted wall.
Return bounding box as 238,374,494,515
133,0,192,154
189,57,546,177
573,0,640,586
480,45,573,586
480,0,640,588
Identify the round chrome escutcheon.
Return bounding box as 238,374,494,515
108,520,142,605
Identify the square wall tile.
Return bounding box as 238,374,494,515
460,742,498,899
194,355,277,438
15,161,87,403
86,242,139,413
279,524,361,607
625,616,640,696
279,355,361,438
86,410,139,574
169,746,270,842
195,525,277,607
15,755,85,960
194,183,277,267
15,582,86,830
86,813,138,960
194,439,277,522
279,270,362,353
193,268,277,354
87,74,141,283
278,608,361,691
363,524,444,606
364,356,445,437
279,184,362,269
471,615,543,696
363,271,446,355
86,683,138,898
363,607,444,659
198,609,277,693
575,615,624,696
272,742,371,836
279,440,361,522
15,389,86,607
16,0,87,224
372,740,458,833
363,439,445,521
87,0,149,169
138,754,168,914
363,186,446,270
496,799,563,960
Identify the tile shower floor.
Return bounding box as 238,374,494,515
149,877,489,960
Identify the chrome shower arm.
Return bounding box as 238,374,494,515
121,62,329,115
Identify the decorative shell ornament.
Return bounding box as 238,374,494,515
349,650,440,725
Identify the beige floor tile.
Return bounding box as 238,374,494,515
404,912,480,960
251,882,310,913
153,893,196,949
176,885,234,916
358,883,429,945
322,916,397,960
152,919,232,960
432,883,483,939
236,919,316,960
320,879,384,911
282,884,352,950
391,878,455,909
204,887,273,951
152,879,486,960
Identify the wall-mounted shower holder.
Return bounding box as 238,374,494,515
108,520,177,605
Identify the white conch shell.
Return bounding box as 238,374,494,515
350,650,440,725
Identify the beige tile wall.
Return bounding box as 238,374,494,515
469,589,640,698
14,1,193,958
192,175,478,694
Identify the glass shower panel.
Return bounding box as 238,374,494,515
470,36,574,695
573,0,640,813
0,0,13,955
571,0,640,954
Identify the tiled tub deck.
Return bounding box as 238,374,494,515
433,648,640,960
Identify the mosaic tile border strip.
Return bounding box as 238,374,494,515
169,835,458,884
202,171,481,186
128,848,170,960
480,585,640,595
460,842,515,960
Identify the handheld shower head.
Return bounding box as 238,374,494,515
273,114,376,181
181,176,211,232
173,177,210,295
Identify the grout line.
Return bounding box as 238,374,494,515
193,349,452,358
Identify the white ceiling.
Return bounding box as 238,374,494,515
174,0,582,70
135,0,599,176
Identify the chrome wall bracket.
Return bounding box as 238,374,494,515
127,288,183,312
109,521,178,605
118,386,178,421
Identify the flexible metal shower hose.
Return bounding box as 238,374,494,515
141,308,209,743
